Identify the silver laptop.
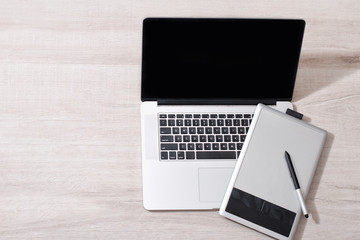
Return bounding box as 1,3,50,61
140,18,305,210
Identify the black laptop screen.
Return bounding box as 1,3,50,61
141,18,305,102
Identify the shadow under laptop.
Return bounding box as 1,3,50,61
293,132,334,240
292,51,359,101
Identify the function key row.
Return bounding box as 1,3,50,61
160,119,251,127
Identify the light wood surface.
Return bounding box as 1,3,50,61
0,1,359,239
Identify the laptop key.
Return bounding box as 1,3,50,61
169,151,176,160
197,151,236,159
160,120,167,126
160,136,173,142
181,127,188,134
191,135,198,142
187,143,195,150
222,127,229,134
204,143,211,150
160,127,171,134
232,135,239,142
179,143,186,150
172,127,179,134
168,119,175,126
241,119,248,126
238,127,245,134
176,119,183,126
212,143,220,150
161,143,178,150
186,151,195,159
178,151,185,159
205,127,212,134
161,152,168,160
197,127,204,134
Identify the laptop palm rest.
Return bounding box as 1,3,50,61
198,168,234,203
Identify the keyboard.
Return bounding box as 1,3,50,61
159,113,253,160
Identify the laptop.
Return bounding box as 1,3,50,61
140,18,305,210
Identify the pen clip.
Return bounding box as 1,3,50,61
286,108,303,120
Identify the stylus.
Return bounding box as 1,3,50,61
285,151,309,218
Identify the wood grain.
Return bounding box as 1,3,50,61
0,1,359,239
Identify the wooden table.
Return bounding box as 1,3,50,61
0,1,359,239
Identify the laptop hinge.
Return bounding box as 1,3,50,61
157,99,276,106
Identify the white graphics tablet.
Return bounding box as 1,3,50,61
219,104,327,239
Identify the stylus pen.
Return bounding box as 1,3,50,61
285,151,309,218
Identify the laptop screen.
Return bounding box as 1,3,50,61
141,18,305,102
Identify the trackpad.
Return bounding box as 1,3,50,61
198,168,233,202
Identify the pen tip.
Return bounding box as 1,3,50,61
305,214,309,218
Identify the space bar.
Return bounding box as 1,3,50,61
196,151,236,159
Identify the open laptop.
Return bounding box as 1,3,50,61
141,18,305,210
